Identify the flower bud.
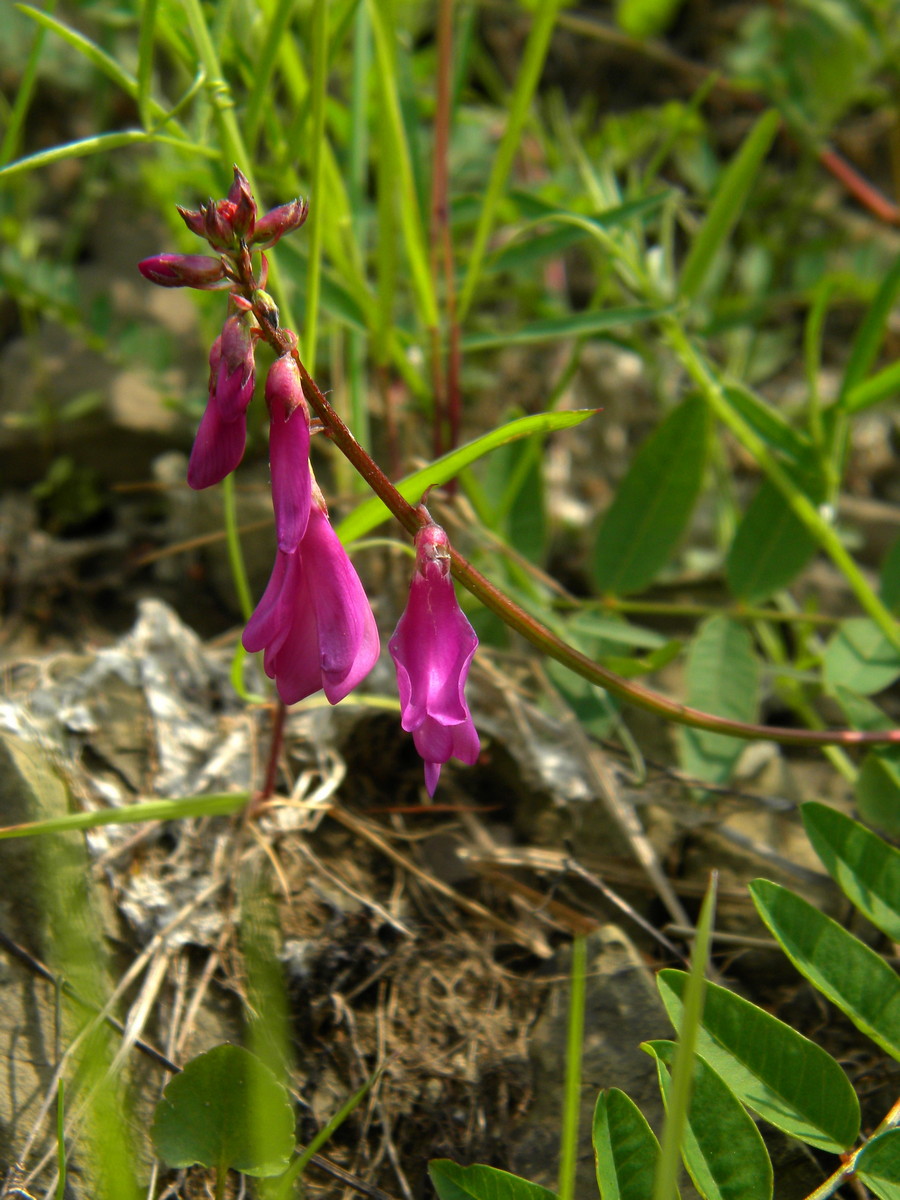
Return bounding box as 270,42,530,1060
227,166,258,240
137,253,227,289
249,199,310,250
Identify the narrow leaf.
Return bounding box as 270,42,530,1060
679,110,781,301
594,1089,666,1200
657,969,859,1151
823,617,900,695
839,256,900,402
593,394,708,596
462,305,669,353
0,792,248,839
336,410,596,544
725,480,818,602
0,130,209,181
723,385,816,471
645,1041,773,1200
802,802,900,942
429,1160,558,1200
750,879,900,1063
678,617,759,786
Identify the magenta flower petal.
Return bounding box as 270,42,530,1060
266,356,311,553
242,505,379,706
187,396,247,489
388,523,479,794
301,505,380,703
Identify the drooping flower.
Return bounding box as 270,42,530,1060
242,491,379,705
389,523,479,795
187,314,257,490
266,353,311,553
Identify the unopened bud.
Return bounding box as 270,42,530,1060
227,166,257,241
249,198,310,250
137,253,227,289
265,354,307,421
252,289,280,330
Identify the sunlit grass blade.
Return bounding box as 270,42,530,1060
336,409,597,543
1,0,56,166
750,879,900,1062
303,0,329,375
0,792,248,840
137,0,159,130
457,0,565,321
244,0,299,151
652,875,716,1200
367,0,438,328
558,936,586,1200
678,109,781,301
802,802,900,942
0,130,213,181
843,359,900,415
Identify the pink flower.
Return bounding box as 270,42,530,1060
242,496,379,705
187,316,256,490
266,354,311,553
389,524,479,795
137,253,228,289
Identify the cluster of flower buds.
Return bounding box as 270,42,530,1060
139,167,479,792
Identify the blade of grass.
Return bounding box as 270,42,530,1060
653,875,717,1200
679,109,781,302
244,0,298,151
458,0,565,321
0,130,215,181
303,0,329,376
137,0,160,130
347,0,372,462
1,0,56,166
559,935,587,1200
0,792,249,840
367,0,439,328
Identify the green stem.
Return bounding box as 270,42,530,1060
0,0,57,167
663,318,900,653
558,935,586,1200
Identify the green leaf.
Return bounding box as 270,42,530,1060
0,791,248,840
602,640,683,679
593,394,708,596
839,256,900,403
644,1041,772,1200
679,110,781,301
843,359,900,415
726,480,818,602
336,409,596,544
0,130,209,181
593,1089,665,1200
722,385,816,471
802,802,900,942
857,1130,900,1200
823,617,900,695
678,617,759,786
855,750,900,839
616,0,687,39
750,879,900,1063
657,969,859,1151
461,305,669,353
429,1160,558,1200
152,1045,294,1177
491,192,671,273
